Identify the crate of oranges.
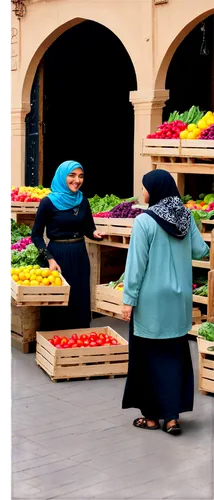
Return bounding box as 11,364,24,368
11,265,70,306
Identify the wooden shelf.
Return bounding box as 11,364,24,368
192,295,208,305
153,163,214,175
192,260,210,269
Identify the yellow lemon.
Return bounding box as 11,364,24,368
25,272,30,280
187,124,196,132
30,274,37,281
19,272,26,281
30,280,39,286
51,270,60,277
11,268,16,276
187,132,195,139
35,269,42,276
27,265,33,271
17,280,23,285
42,278,49,286
23,280,30,286
55,277,62,286
13,269,20,276
42,269,50,278
48,275,54,283
13,275,19,282
33,265,40,269
197,119,208,130
192,128,201,138
205,111,213,118
29,269,35,275
180,130,188,139
36,275,43,283
207,118,214,126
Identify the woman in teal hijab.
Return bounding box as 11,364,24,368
32,160,103,330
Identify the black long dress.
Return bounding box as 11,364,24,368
31,196,96,331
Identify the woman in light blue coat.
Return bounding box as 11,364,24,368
122,170,209,435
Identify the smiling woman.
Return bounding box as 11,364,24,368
31,160,104,331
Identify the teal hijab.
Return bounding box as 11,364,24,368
48,161,84,210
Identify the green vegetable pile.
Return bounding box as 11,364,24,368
88,194,136,214
193,285,208,297
168,106,205,125
108,272,125,289
11,219,31,244
198,322,214,342
11,244,39,268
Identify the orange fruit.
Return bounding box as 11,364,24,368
42,278,49,286
19,272,26,281
13,275,19,282
36,276,43,283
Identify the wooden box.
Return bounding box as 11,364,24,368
197,336,214,394
36,327,128,381
11,201,39,213
95,284,123,319
11,301,40,353
11,275,70,306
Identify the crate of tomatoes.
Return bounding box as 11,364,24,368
36,327,128,381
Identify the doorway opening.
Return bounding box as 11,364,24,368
25,20,137,198
163,14,214,198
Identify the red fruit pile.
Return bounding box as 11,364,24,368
147,120,187,139
48,332,120,349
11,188,40,203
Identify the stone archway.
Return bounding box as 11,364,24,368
155,8,214,92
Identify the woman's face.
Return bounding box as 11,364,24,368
66,168,84,193
142,185,150,204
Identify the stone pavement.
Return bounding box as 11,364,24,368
12,317,213,500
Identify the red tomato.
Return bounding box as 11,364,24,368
76,339,83,347
55,344,62,349
48,339,54,345
72,343,78,348
61,337,68,346
67,338,74,346
83,339,90,347
110,339,118,345
96,339,104,346
71,334,78,341
62,343,69,348
89,333,98,340
25,196,32,202
99,333,106,341
53,336,61,346
80,334,88,341
89,341,97,347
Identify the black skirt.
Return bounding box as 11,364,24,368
122,316,194,421
40,240,91,331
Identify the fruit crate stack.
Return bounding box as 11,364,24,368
11,185,51,227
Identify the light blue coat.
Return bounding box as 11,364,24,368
123,214,209,339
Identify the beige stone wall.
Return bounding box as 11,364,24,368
11,0,214,199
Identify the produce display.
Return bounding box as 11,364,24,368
193,285,208,297
89,194,137,214
198,322,214,342
108,272,124,290
11,220,31,244
48,331,121,349
93,201,143,219
11,237,32,252
146,106,214,140
11,266,62,286
11,185,51,203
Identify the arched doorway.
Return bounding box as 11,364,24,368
25,20,137,198
159,13,214,198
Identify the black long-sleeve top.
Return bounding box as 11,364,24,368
31,196,97,260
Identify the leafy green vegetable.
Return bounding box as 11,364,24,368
193,285,208,297
168,106,205,124
181,195,192,204
11,219,31,244
88,194,136,214
198,322,214,342
11,244,39,267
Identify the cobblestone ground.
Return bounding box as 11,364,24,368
12,317,213,500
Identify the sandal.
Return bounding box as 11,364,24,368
162,421,181,436
133,417,160,430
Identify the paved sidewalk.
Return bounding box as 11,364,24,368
12,317,213,500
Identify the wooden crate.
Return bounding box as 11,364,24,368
198,337,214,394
142,138,214,159
36,327,128,381
11,201,39,213
95,284,123,319
11,212,36,229
11,275,70,306
11,301,40,341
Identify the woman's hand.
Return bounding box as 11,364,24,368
48,258,61,273
93,230,105,239
122,304,133,322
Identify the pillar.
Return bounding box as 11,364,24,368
130,89,169,203
11,106,29,186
